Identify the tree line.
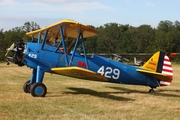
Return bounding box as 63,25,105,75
0,20,180,61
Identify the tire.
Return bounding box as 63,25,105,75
23,80,31,93
149,88,155,93
30,82,47,97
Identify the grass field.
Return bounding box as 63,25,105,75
0,62,180,120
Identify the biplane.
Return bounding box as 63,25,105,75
5,20,173,97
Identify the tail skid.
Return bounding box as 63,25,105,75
141,51,173,86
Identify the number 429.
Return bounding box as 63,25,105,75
97,66,120,79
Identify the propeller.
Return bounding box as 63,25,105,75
5,43,15,57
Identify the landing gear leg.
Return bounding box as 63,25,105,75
24,66,47,97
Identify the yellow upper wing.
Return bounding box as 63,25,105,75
51,67,108,81
137,69,172,81
26,20,99,39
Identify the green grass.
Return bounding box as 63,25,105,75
0,63,180,120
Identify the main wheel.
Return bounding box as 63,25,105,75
23,80,31,93
30,82,47,97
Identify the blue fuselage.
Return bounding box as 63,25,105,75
24,42,159,88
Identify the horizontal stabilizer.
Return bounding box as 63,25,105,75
51,67,108,81
137,69,172,81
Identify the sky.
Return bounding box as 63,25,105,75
0,0,180,31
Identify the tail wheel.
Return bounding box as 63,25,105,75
149,88,155,93
23,80,31,93
30,82,47,97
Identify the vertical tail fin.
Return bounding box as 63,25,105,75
142,51,173,86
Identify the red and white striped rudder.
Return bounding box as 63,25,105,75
160,54,173,86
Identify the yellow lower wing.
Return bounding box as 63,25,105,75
137,69,172,81
51,67,108,81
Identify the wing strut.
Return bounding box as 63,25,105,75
59,26,68,66
41,30,48,49
69,33,80,66
81,33,89,69
68,32,89,69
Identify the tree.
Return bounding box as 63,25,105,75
115,24,132,53
96,23,122,53
22,21,40,32
155,20,176,52
172,21,180,52
85,25,98,53
136,25,155,52
0,29,5,61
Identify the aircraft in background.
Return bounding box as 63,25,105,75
170,53,179,57
5,20,173,97
85,53,146,66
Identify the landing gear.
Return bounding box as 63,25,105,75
23,81,47,97
30,82,47,97
23,66,47,97
149,88,155,93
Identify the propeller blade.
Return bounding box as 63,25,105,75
5,43,15,56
